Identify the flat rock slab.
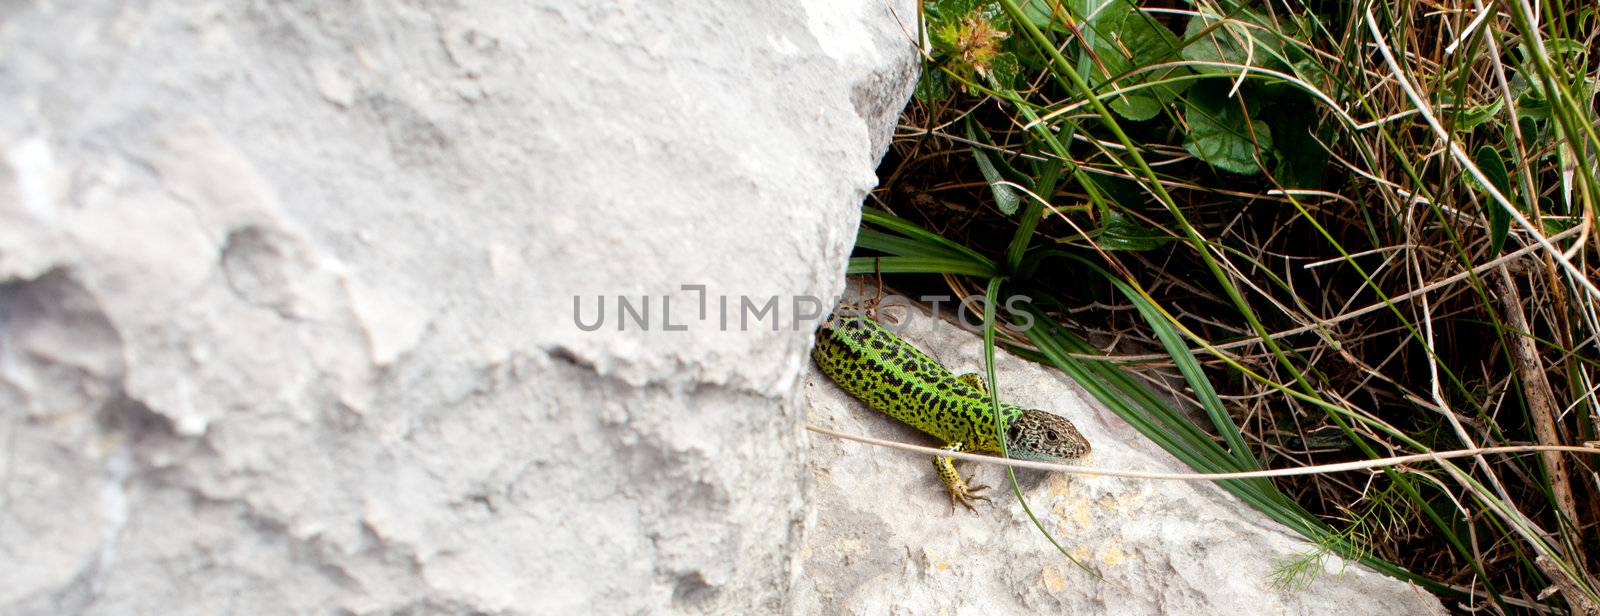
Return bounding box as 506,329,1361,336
798,303,1446,615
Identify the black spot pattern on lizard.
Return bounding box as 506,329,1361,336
812,315,1018,453
812,315,1091,462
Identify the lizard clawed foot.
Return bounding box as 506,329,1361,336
947,474,992,513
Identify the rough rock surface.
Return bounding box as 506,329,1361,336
797,303,1447,615
0,1,919,614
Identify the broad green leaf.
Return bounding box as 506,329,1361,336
1473,146,1513,256
1020,0,1057,29
987,51,1022,90
1508,69,1569,124
925,0,984,23
1515,87,1554,121
1183,81,1274,174
1067,0,1190,120
1181,9,1286,73
1516,117,1541,145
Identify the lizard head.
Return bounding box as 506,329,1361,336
1005,409,1090,461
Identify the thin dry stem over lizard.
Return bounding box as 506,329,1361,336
812,314,1090,511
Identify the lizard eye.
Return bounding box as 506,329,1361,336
1045,430,1059,442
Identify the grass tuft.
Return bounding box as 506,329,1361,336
855,0,1600,609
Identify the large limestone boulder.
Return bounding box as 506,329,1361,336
1,0,918,613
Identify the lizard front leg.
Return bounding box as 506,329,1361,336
934,442,990,513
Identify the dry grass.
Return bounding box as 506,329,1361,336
866,0,1600,610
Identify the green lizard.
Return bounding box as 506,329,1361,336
812,314,1091,511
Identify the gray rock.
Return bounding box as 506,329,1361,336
0,0,918,614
